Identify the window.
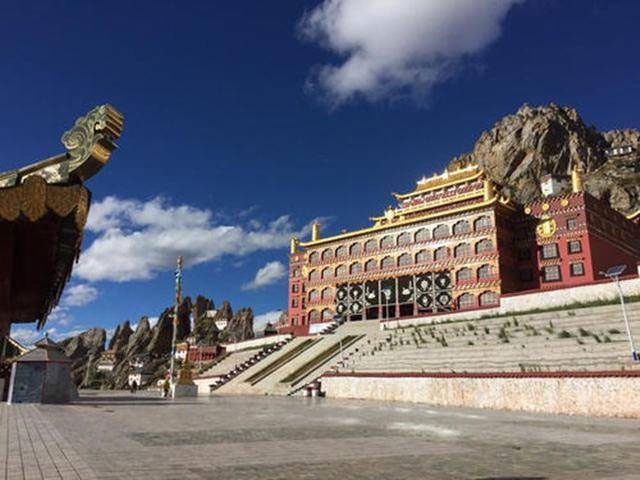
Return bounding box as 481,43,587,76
567,218,578,230
308,290,319,301
381,256,394,269
349,262,362,275
397,253,412,267
321,249,333,261
433,224,449,239
335,245,347,258
364,239,377,253
321,288,332,300
519,269,533,281
570,262,585,276
568,240,582,254
321,267,332,279
478,264,495,279
458,293,475,310
309,270,319,281
474,216,492,231
453,220,471,235
541,243,558,259
543,265,561,282
291,284,299,293
365,259,377,272
292,268,300,278
415,250,429,264
479,291,499,306
291,316,298,326
476,239,494,254
414,228,429,243
380,236,394,249
518,248,531,260
349,243,362,256
309,251,319,263
456,267,473,282
397,232,411,246
308,310,320,323
291,299,299,308
454,243,471,258
321,309,334,321
434,246,449,261
335,265,347,277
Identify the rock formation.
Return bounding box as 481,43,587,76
192,295,218,345
146,297,191,358
58,327,106,387
225,308,254,343
448,104,640,214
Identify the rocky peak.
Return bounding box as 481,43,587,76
225,308,254,343
448,103,639,213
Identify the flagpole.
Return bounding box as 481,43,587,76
169,256,183,396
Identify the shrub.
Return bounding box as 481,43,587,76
608,328,621,335
467,341,474,346
578,327,590,337
603,335,612,343
557,330,572,339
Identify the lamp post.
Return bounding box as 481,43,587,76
169,256,183,394
600,265,638,362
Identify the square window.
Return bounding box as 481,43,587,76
570,262,585,276
567,240,582,254
543,265,561,282
292,284,299,293
541,243,558,259
567,218,578,230
291,299,299,308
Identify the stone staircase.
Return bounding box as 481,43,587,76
193,337,293,394
336,302,640,374
215,321,381,396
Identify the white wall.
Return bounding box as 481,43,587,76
222,334,291,353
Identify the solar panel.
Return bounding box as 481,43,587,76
604,264,627,277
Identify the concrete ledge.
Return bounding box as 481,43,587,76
321,373,640,418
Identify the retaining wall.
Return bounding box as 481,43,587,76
322,372,640,418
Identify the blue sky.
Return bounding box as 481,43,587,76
2,0,639,343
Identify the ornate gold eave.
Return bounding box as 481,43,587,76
0,104,124,188
301,196,509,248
393,165,483,200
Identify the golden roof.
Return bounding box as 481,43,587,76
393,163,483,200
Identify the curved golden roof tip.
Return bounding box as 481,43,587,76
0,104,124,188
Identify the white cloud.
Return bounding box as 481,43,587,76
10,326,87,347
242,261,287,291
299,0,521,105
61,284,99,307
76,196,310,282
253,310,283,335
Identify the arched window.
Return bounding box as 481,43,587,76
321,248,333,261
456,267,473,282
364,239,377,253
308,289,319,301
309,251,319,263
292,268,300,278
458,293,475,310
365,259,377,272
321,308,334,321
478,264,495,279
476,238,494,254
453,220,471,235
349,243,362,256
433,224,449,239
479,291,499,306
321,267,332,280
308,310,320,323
381,256,394,269
321,287,332,300
335,246,347,258
434,246,449,261
415,250,429,264
397,253,411,267
335,265,347,277
414,228,430,243
454,243,471,258
397,232,411,246
309,270,319,281
474,216,492,231
349,262,362,275
380,235,394,249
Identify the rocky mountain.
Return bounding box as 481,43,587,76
448,104,640,214
225,308,254,343
58,327,106,387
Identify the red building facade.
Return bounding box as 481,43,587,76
279,165,640,335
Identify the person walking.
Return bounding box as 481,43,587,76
162,378,171,398
130,379,138,394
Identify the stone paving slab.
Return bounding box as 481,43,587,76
2,391,640,479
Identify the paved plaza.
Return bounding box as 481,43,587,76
1,391,640,480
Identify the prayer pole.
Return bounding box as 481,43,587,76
169,256,183,393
